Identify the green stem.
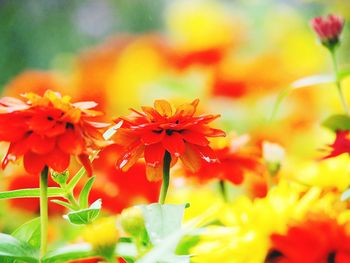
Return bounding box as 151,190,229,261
330,49,349,115
40,166,49,260
219,180,228,202
65,192,80,210
158,151,171,205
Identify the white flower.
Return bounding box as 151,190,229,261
262,141,285,164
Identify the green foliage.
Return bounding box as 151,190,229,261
12,218,41,249
322,114,350,132
0,233,39,263
63,199,101,225
79,176,95,209
42,244,95,263
51,170,70,185
0,188,64,199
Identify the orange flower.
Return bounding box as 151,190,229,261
114,99,225,181
0,90,109,175
267,216,350,263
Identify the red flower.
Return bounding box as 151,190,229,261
0,90,109,175
324,131,350,159
311,14,345,46
185,138,263,185
114,99,225,181
267,217,350,263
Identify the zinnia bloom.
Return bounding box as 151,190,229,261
311,14,345,47
0,90,108,175
267,217,350,263
114,99,225,181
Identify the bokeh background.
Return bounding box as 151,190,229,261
1,0,350,261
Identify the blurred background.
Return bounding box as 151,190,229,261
1,0,350,249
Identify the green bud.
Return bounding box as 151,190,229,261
51,170,70,185
121,207,145,236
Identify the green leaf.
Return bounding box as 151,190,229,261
12,218,41,249
43,243,95,263
51,200,76,211
115,241,138,259
138,204,186,246
0,187,64,200
322,114,350,132
339,68,350,80
63,199,101,225
341,188,350,201
0,233,39,263
79,176,95,209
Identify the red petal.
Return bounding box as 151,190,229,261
78,154,93,177
181,130,209,146
23,151,46,174
117,143,145,171
144,143,165,167
180,144,201,172
141,130,165,145
45,123,66,137
192,145,219,163
162,132,185,157
46,149,70,172
58,129,84,155
154,100,172,117
28,133,56,154
146,164,163,182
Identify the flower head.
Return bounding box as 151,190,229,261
0,90,109,175
114,99,225,181
267,217,350,263
311,14,345,48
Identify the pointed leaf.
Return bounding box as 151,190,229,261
0,187,64,199
51,200,76,211
79,176,95,209
12,218,41,249
63,199,101,225
322,114,350,132
42,243,95,263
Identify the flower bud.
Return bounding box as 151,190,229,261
311,14,345,49
262,141,285,176
51,170,69,185
120,207,146,236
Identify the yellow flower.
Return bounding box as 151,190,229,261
82,217,119,250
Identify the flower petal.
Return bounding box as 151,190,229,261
180,144,201,172
78,154,93,177
28,133,56,154
23,151,46,174
117,143,145,172
192,145,219,163
144,143,165,167
181,130,209,146
58,129,84,155
162,133,185,157
146,164,163,182
141,130,165,145
154,100,172,117
46,149,70,172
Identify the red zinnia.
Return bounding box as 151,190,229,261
114,99,225,181
267,217,350,263
311,14,345,46
0,90,109,175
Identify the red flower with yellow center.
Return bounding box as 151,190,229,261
114,99,225,181
266,217,350,263
0,90,109,175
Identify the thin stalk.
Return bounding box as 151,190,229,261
40,166,49,260
330,49,349,115
219,180,228,202
158,151,171,204
65,192,80,210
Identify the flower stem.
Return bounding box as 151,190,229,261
159,151,171,205
330,48,349,115
219,180,228,202
65,192,80,210
40,166,49,260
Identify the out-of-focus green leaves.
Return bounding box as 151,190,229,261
12,217,41,249
322,114,350,132
42,243,95,263
0,233,39,263
63,199,101,225
79,176,95,209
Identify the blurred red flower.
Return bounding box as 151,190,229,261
324,131,350,159
0,90,109,175
311,14,344,45
114,99,225,181
185,144,263,185
267,217,350,263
